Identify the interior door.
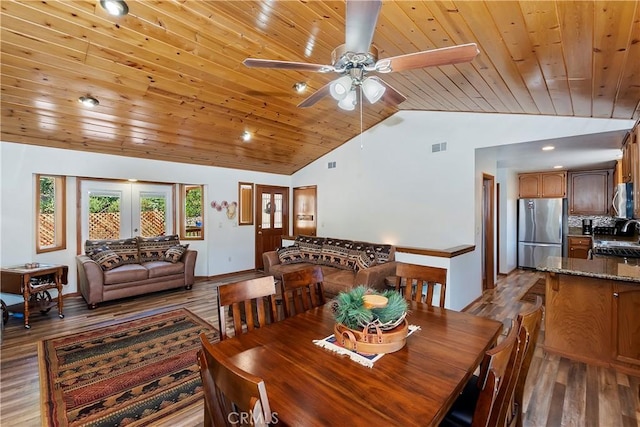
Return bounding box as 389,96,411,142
293,186,317,236
255,185,289,270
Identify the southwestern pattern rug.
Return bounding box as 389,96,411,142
38,308,219,426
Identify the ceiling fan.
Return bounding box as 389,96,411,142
243,0,479,110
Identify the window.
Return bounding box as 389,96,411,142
181,184,204,240
36,174,66,253
238,182,254,225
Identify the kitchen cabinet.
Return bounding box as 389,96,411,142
518,171,566,198
568,169,613,215
612,283,640,368
544,272,639,375
567,236,591,259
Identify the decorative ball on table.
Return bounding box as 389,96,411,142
331,285,409,354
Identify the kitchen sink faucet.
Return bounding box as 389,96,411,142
621,219,640,237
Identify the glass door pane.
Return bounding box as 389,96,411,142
131,184,173,237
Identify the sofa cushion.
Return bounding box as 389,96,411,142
138,235,180,262
87,245,124,271
355,250,377,271
164,244,189,263
296,236,325,263
320,238,356,270
144,261,185,278
372,244,393,264
85,238,139,265
103,264,149,285
277,245,304,264
269,262,317,280
322,268,358,296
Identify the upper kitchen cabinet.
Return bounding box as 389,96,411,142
518,172,566,198
568,169,613,215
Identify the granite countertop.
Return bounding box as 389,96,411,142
567,227,589,237
537,256,640,283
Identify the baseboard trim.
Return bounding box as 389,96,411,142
202,269,261,282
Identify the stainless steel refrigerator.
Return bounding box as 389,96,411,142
518,198,566,269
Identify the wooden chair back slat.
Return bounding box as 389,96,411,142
472,319,519,427
395,262,447,307
217,276,277,340
511,296,544,427
198,333,271,427
281,266,325,318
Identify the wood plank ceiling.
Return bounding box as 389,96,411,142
1,1,639,175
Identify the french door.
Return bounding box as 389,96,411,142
255,185,289,270
79,180,174,245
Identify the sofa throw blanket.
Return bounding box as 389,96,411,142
85,237,139,265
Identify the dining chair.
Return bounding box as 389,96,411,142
198,333,272,427
509,296,544,427
440,318,520,427
280,266,326,318
217,276,277,340
395,262,447,307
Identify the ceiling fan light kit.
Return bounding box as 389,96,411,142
338,90,358,111
242,0,479,110
329,75,354,101
361,77,385,104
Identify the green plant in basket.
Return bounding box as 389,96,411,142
333,285,408,330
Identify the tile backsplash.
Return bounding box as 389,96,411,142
567,215,616,228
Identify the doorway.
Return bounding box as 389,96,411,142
254,184,289,270
482,174,495,290
293,186,317,236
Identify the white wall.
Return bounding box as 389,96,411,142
497,168,520,274
0,142,289,304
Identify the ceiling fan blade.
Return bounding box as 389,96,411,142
243,58,333,73
377,79,407,105
375,43,480,73
345,0,382,53
297,82,332,108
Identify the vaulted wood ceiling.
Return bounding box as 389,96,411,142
2,1,639,175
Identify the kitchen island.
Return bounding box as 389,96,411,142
537,256,640,375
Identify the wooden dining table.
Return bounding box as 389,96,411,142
212,301,503,426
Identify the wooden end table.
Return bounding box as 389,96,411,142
0,264,68,329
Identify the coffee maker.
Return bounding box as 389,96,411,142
582,219,593,235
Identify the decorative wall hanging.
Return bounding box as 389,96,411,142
210,200,238,220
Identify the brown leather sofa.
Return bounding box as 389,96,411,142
263,236,396,299
76,236,197,309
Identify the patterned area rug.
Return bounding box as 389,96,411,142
38,308,218,426
520,278,546,305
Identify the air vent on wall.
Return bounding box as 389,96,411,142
432,142,447,153
328,161,336,169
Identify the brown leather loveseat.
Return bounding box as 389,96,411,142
76,235,197,309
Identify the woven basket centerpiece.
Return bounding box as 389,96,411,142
332,286,409,354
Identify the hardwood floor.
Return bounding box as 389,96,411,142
1,269,638,426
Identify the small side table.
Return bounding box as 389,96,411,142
0,264,68,329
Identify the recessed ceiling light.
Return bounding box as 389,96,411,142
293,82,307,93
242,131,251,142
553,165,563,169
78,95,99,107
128,178,138,182
100,0,129,16
542,145,555,151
